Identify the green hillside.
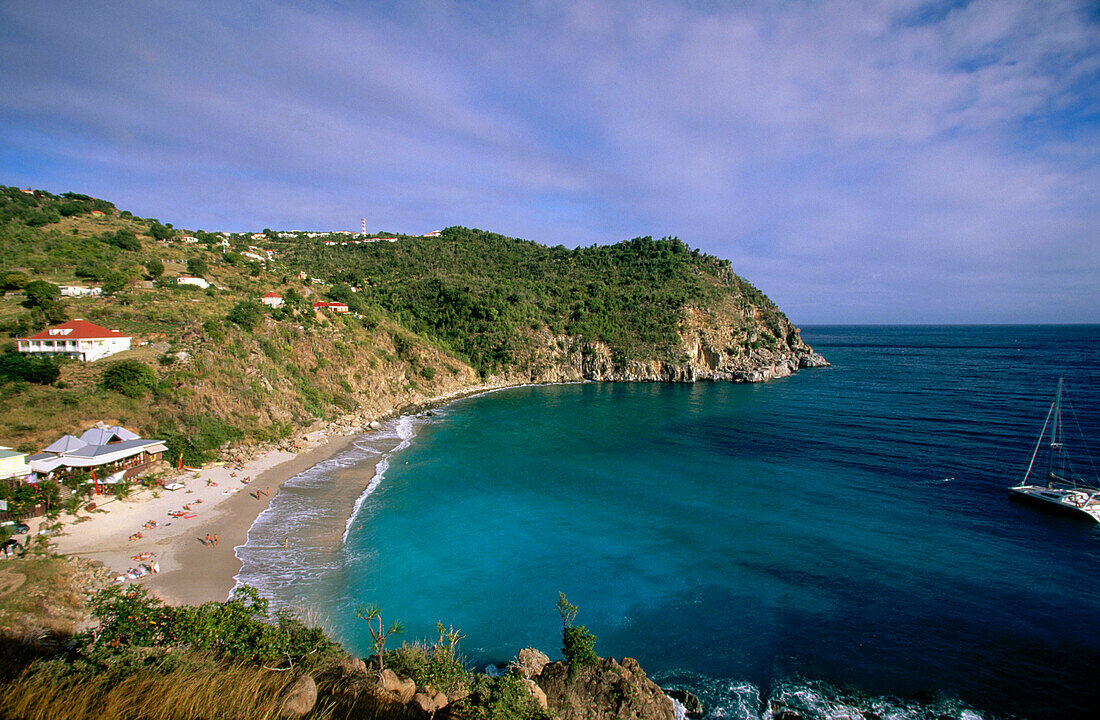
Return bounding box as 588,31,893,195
0,185,813,461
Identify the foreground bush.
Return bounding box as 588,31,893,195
79,584,339,668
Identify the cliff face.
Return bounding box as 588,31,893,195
500,301,827,386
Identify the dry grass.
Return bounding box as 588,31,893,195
0,659,305,720
0,556,112,638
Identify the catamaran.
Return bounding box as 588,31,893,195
1009,378,1100,523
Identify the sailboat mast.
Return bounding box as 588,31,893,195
1047,377,1063,488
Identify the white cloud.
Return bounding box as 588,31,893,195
0,0,1096,322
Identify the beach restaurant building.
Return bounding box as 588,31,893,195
17,319,131,362
26,426,167,482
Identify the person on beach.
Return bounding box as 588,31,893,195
204,533,211,545
212,534,219,547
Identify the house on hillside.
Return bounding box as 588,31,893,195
18,319,131,362
261,291,283,308
176,276,210,289
0,447,30,485
179,235,198,244
59,285,102,297
26,425,167,482
312,301,349,313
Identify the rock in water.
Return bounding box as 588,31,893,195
278,674,317,718
664,689,705,719
536,657,675,720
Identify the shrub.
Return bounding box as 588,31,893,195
457,674,551,720
558,593,598,668
0,351,60,385
385,623,469,697
100,359,155,398
80,584,339,667
226,300,263,330
148,221,172,241
105,229,140,251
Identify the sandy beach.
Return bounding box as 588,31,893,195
48,431,361,605
45,379,535,607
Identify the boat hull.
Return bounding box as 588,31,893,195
1009,485,1100,523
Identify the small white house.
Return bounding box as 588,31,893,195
59,285,102,297
261,291,284,308
176,276,210,289
0,447,30,483
179,235,198,244
18,319,132,362
312,301,349,314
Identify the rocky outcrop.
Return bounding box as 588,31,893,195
498,301,826,387
377,668,418,704
665,689,705,719
513,648,551,680
536,658,676,720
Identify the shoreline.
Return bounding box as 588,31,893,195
48,377,555,606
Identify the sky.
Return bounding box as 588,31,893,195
0,1,1097,324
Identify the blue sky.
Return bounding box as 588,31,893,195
0,1,1097,324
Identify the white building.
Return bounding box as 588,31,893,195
18,319,132,362
176,276,210,289
59,286,102,297
179,235,198,244
261,291,284,308
0,447,30,483
26,425,167,480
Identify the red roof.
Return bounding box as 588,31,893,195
262,291,282,298
23,319,129,341
312,301,348,308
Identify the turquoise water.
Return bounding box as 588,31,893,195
241,326,1100,720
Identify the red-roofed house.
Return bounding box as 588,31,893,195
312,301,349,313
261,291,284,308
17,319,132,362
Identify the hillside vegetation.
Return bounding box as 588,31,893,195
0,185,820,460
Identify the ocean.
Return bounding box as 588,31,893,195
236,325,1100,720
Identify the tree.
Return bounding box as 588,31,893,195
102,271,128,296
100,359,155,398
226,300,264,330
145,259,164,280
0,352,60,385
558,593,598,668
0,271,28,294
356,604,403,674
148,221,172,241
187,256,207,276
107,229,141,251
21,280,60,310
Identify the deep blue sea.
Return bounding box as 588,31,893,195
237,326,1100,720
